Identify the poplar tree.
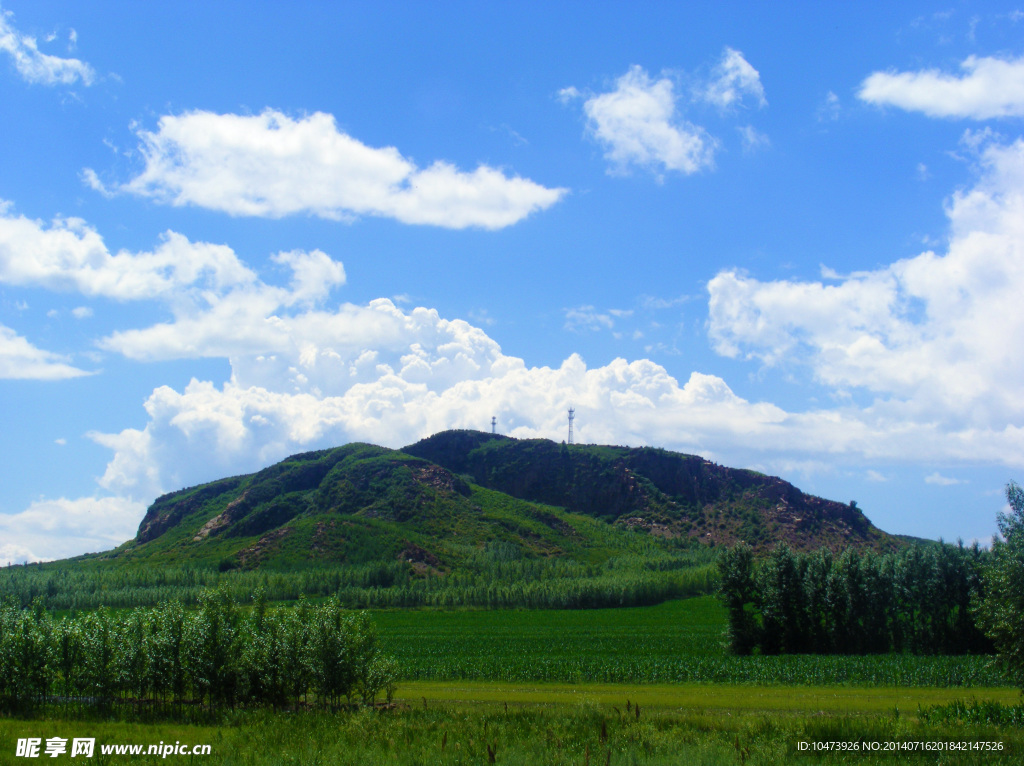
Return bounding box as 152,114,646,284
976,481,1024,690
717,543,759,655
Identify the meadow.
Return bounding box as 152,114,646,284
1,688,1021,764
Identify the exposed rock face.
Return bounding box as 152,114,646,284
193,491,251,541
136,477,243,543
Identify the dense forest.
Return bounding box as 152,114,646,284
718,540,992,656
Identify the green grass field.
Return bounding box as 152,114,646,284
2,684,1020,765
396,679,1022,715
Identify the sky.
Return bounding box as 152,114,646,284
2,1,1023,563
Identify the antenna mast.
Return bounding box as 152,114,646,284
567,407,575,445
491,416,496,434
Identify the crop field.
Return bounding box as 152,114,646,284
373,597,1010,687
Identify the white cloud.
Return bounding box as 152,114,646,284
817,91,841,122
925,472,967,486
738,125,770,152
866,470,889,482
0,201,258,299
71,305,92,319
568,65,717,176
0,323,91,379
557,86,581,104
701,47,766,109
93,110,566,229
640,294,690,310
708,135,1024,433
564,52,767,177
0,496,145,564
0,6,94,86
564,305,617,332
859,55,1024,119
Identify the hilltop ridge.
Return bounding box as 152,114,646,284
404,430,891,551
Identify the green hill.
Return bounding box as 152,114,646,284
85,430,896,573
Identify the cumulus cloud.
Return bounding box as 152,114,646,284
91,110,566,229
566,65,717,176
0,6,94,86
708,135,1024,433
859,55,1024,119
0,201,257,299
701,47,767,109
0,323,91,379
563,51,766,177
0,496,145,564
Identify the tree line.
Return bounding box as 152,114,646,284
718,540,992,656
0,588,397,716
0,554,719,611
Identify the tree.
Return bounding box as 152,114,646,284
758,543,806,654
975,481,1024,689
717,543,759,655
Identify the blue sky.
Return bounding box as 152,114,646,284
2,1,1023,562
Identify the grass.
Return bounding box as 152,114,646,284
2,690,1021,764
396,680,1022,715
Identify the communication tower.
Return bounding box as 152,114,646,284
491,416,496,434
567,407,575,445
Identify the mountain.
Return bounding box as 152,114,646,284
95,431,896,570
